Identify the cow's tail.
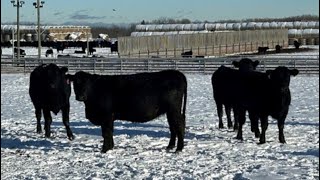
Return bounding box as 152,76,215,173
182,79,187,120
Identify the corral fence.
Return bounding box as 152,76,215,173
118,29,288,58
1,55,318,75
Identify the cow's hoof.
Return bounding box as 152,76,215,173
68,135,75,141
258,141,266,145
219,124,224,129
166,145,175,150
279,138,286,144
175,149,182,153
45,133,51,138
101,147,112,153
36,130,42,134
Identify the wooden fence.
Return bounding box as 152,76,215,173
1,55,319,75
118,29,288,58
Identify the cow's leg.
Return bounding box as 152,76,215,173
277,110,288,143
101,115,114,153
35,107,42,133
225,105,233,129
233,107,239,131
62,104,74,140
248,111,260,138
176,113,185,152
43,109,52,138
166,112,177,150
278,118,286,144
216,102,224,129
258,115,268,144
236,107,246,141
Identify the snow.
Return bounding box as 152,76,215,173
1,47,319,179
1,47,119,59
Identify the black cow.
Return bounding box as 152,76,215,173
56,45,65,53
14,47,26,57
235,66,299,144
66,70,187,153
45,48,54,57
110,41,118,53
211,58,260,136
258,47,269,54
294,40,301,49
88,47,96,55
29,63,74,140
275,45,282,53
181,50,193,58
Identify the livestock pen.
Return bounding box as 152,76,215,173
1,54,319,75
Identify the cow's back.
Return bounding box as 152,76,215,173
211,66,240,104
85,70,187,122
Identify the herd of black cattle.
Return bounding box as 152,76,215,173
28,57,299,153
2,40,118,57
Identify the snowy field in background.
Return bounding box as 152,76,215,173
1,71,319,179
1,46,119,59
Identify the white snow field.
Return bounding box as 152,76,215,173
1,69,319,179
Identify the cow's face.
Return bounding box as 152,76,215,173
67,71,91,101
233,58,259,72
45,64,68,91
267,66,299,91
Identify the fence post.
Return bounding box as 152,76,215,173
212,45,214,56
24,59,26,74
165,48,167,58
205,45,207,56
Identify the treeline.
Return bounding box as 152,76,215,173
91,14,318,38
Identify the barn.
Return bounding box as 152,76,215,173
1,25,92,42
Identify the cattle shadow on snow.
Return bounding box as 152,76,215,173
50,120,170,138
281,149,319,157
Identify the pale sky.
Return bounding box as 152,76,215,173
1,0,319,25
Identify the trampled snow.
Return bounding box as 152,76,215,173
1,71,319,179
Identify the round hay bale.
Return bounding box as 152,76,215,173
25,34,32,42
4,34,11,42
32,33,38,41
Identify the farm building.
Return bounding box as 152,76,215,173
1,25,92,42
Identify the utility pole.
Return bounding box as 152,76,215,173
11,0,24,62
33,0,45,60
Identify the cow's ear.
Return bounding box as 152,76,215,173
290,69,299,76
232,61,239,67
253,60,260,67
65,74,74,82
61,67,68,74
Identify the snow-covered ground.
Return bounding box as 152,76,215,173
1,46,119,59
1,71,319,179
